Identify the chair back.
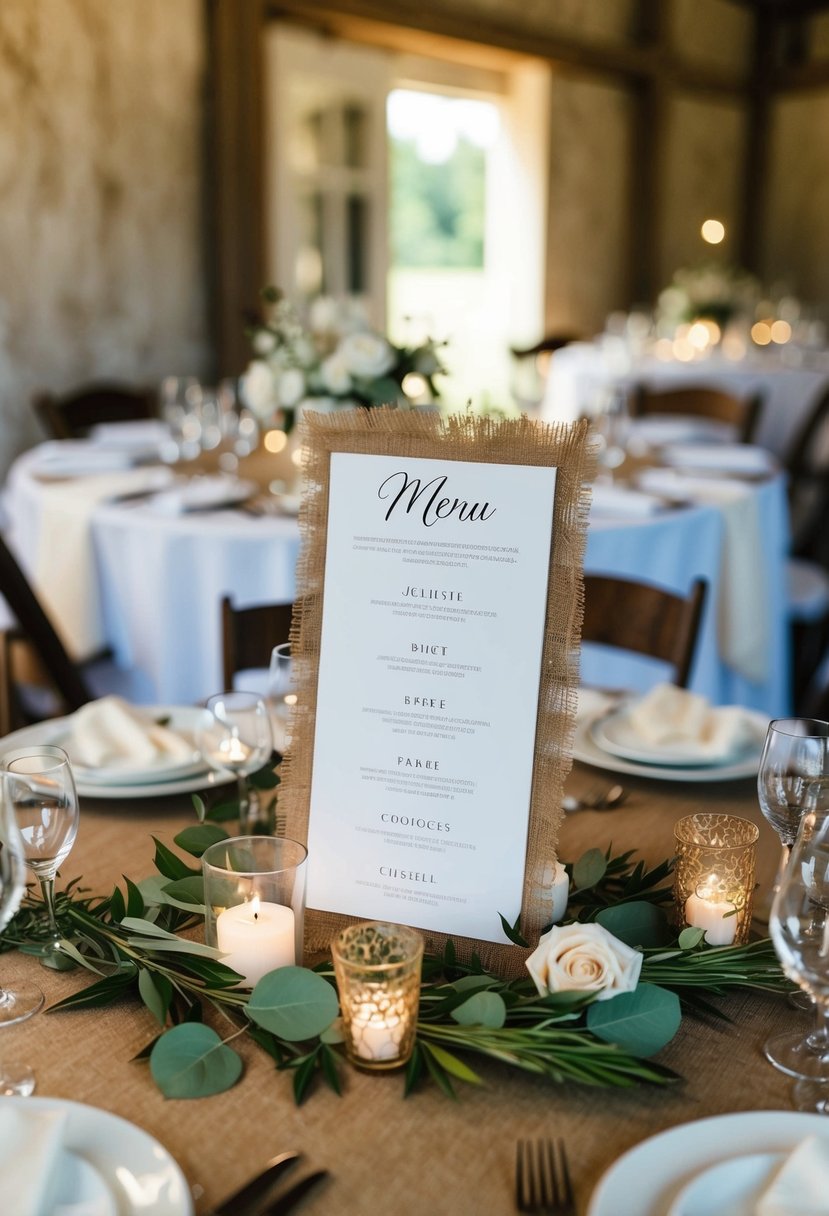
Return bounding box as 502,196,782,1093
0,535,93,731
221,598,295,690
33,382,157,439
630,384,762,443
582,574,707,688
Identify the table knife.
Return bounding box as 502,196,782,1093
209,1150,300,1216
256,1169,330,1215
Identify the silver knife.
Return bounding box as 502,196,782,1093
256,1170,330,1215
209,1151,300,1216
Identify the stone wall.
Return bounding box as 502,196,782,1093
0,0,209,477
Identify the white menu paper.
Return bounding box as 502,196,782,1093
307,453,557,943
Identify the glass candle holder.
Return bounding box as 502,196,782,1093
202,836,307,987
331,921,424,1071
674,813,759,946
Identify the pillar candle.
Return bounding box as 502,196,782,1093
216,896,295,986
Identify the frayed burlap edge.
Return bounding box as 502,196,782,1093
279,408,595,978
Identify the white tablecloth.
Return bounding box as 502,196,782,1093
3,446,790,714
541,341,829,459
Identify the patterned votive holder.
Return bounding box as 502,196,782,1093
331,921,424,1071
674,813,759,946
202,836,307,987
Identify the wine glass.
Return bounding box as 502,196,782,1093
758,718,829,894
267,643,296,755
197,692,273,834
3,745,80,963
768,807,829,1105
0,779,40,1094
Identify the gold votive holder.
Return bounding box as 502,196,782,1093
331,921,424,1071
674,813,759,946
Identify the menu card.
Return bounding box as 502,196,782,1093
306,452,557,944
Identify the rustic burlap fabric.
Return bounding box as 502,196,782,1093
279,408,595,976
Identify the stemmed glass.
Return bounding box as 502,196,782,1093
0,781,40,1095
197,692,273,834
768,807,829,1107
267,643,296,755
3,745,80,964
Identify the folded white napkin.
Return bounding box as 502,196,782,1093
756,1136,829,1215
144,474,256,516
32,441,137,477
661,442,775,475
89,420,171,449
0,1104,67,1216
66,696,194,770
590,482,663,518
624,682,765,758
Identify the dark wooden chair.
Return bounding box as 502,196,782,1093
0,535,95,735
32,381,157,440
629,385,762,444
221,597,295,690
582,574,708,689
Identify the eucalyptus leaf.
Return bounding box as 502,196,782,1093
173,824,229,858
595,901,671,948
586,983,682,1057
450,975,499,994
149,1024,243,1099
451,991,506,1029
247,966,339,1041
679,926,706,950
320,1020,345,1044
162,877,206,911
573,848,607,891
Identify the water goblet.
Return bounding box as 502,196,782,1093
0,782,40,1094
768,807,829,1102
3,745,80,965
267,643,296,755
197,692,273,834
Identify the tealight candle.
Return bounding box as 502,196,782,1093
216,894,295,986
684,876,738,946
351,993,406,1062
548,860,570,925
216,736,252,768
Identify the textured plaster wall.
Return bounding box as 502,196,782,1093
765,93,829,312
545,72,633,336
660,95,746,289
0,0,208,478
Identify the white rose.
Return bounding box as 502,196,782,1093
320,353,353,395
278,367,306,408
252,328,277,355
525,922,642,1002
338,331,395,379
239,360,277,420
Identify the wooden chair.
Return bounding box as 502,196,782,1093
582,574,708,689
221,597,295,690
510,333,581,412
629,385,762,444
32,381,157,440
0,535,95,735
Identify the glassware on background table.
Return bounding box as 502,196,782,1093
196,692,273,834
267,643,296,754
0,779,40,1094
768,808,829,1100
3,745,80,966
159,375,203,460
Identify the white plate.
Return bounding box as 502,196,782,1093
590,704,768,768
0,708,235,800
667,1151,783,1216
143,475,258,515
587,1111,829,1216
573,712,762,782
0,1095,193,1215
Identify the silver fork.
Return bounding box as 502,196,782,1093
516,1139,575,1215
562,781,627,813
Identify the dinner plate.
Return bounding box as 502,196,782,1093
666,1151,782,1216
573,712,763,782
0,1095,193,1215
587,1111,829,1216
0,708,235,799
589,704,768,768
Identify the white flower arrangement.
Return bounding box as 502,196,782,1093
240,288,447,431
657,263,761,329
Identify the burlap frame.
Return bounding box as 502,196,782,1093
279,409,595,977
